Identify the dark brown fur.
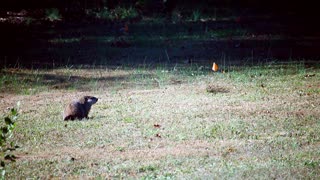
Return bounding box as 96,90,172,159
63,96,98,121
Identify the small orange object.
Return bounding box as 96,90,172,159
212,62,219,72
124,23,129,33
119,23,129,34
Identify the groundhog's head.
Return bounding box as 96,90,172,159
83,96,98,105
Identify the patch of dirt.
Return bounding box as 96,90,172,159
206,84,230,94
16,140,239,161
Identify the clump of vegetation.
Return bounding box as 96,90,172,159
45,8,62,22
0,105,19,178
191,9,202,21
86,7,111,20
114,7,139,20
87,7,139,21
171,10,182,23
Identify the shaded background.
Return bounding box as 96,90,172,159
0,0,319,68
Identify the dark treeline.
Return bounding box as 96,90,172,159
1,0,317,14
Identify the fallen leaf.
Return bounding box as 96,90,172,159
212,62,219,72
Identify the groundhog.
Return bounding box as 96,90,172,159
63,96,98,121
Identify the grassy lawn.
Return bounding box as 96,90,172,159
0,62,319,179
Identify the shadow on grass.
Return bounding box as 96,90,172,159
0,69,161,94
